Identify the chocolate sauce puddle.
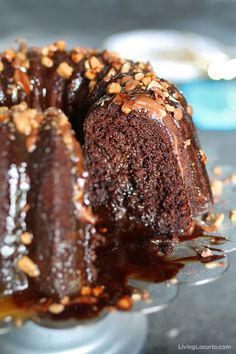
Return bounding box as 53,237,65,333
0,223,227,323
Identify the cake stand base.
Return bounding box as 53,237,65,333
0,312,148,354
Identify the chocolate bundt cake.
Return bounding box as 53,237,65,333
0,103,99,298
0,41,213,300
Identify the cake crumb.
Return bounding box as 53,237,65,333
48,303,65,315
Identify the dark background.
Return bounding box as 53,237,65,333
0,1,235,353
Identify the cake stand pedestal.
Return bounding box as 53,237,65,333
0,312,148,354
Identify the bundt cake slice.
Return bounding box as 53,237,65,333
0,103,100,299
84,73,213,236
26,107,99,298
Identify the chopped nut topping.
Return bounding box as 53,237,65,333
41,46,49,56
103,68,117,82
55,40,66,51
107,82,121,94
212,166,223,176
17,256,40,277
0,61,4,72
117,296,132,310
0,106,9,121
174,108,183,120
212,213,224,228
184,139,191,148
120,62,131,73
229,210,236,223
48,303,65,315
12,101,28,112
60,296,70,305
92,286,104,297
71,52,83,63
201,247,213,258
211,180,223,197
121,103,132,115
120,75,132,85
81,286,92,296
20,232,33,245
84,69,96,80
41,56,53,68
13,108,38,135
26,136,36,153
199,149,207,165
147,80,160,91
125,79,138,92
89,56,102,70
89,80,96,92
166,104,175,112
39,297,47,304
134,72,144,81
79,206,96,224
56,62,73,79
2,49,16,62
63,133,74,149
142,76,152,86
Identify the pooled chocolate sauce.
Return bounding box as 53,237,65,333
0,222,226,323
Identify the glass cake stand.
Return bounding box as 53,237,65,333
0,165,235,354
